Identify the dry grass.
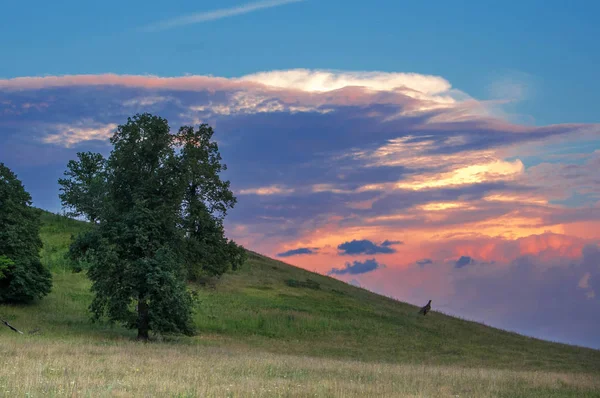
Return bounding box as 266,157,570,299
1,336,599,398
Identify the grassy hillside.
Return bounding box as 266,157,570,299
1,210,599,397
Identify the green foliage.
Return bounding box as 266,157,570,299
67,229,100,273
75,114,194,339
0,163,52,303
177,123,246,279
60,120,244,280
58,152,107,223
0,255,14,279
59,114,242,339
182,209,247,281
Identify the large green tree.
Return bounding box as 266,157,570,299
61,114,244,340
0,163,52,303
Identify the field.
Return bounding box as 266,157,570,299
0,211,599,397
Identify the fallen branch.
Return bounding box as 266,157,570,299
1,318,23,334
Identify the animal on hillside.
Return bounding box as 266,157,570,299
418,300,432,316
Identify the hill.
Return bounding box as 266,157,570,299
1,210,599,397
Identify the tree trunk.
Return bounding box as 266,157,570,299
137,300,149,341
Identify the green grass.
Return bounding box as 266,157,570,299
38,211,91,272
1,210,599,396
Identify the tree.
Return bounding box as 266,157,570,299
0,163,52,303
58,152,107,223
61,114,244,340
177,124,246,280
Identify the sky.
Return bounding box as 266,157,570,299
1,1,600,349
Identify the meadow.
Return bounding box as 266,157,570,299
0,211,599,397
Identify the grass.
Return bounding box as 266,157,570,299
0,210,599,397
38,211,90,273
2,336,599,397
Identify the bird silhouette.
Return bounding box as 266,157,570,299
418,299,432,315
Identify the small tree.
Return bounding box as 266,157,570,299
61,114,244,340
0,163,52,303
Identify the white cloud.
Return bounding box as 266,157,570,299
240,69,452,94
43,122,118,147
238,185,295,195
123,96,172,107
239,69,465,111
394,159,524,191
190,92,332,116
141,0,304,32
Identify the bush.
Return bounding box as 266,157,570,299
285,278,321,290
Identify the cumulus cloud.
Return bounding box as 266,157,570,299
328,259,385,275
277,247,318,257
240,69,453,94
338,239,399,255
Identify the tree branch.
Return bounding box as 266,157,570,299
1,318,23,334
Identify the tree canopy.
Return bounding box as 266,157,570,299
0,163,52,303
58,152,107,224
60,113,245,339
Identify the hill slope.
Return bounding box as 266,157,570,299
3,210,598,371
1,211,599,396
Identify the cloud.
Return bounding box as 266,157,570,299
43,122,118,147
341,243,600,349
381,240,403,247
455,255,475,268
416,258,433,267
578,272,596,299
349,278,361,287
141,0,305,32
240,68,453,95
239,185,295,196
2,68,600,349
328,259,384,275
277,247,317,257
338,239,398,255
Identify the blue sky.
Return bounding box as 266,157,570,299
2,0,600,348
2,1,599,125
